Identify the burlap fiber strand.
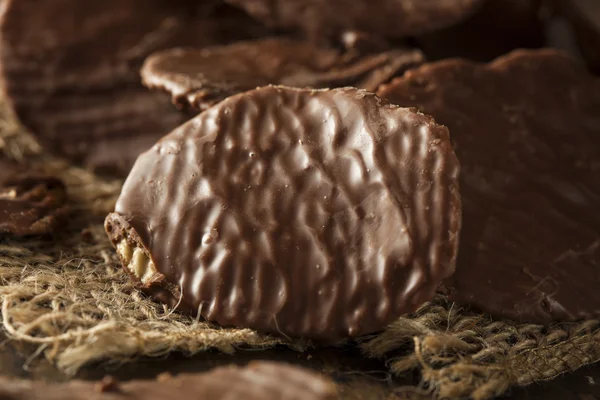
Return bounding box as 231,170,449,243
0,99,598,400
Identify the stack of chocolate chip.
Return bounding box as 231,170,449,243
1,0,599,343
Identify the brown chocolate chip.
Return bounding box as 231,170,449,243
141,38,424,111
377,49,600,324
0,0,267,175
0,175,69,237
105,86,461,342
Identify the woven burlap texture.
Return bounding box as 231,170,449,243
0,102,598,400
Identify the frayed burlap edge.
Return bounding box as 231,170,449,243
360,297,600,399
0,100,598,399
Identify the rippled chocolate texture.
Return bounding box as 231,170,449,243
0,362,337,400
377,49,600,323
0,0,266,174
142,38,424,111
225,0,483,41
105,86,461,341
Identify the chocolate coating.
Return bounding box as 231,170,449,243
0,174,69,237
106,86,461,341
142,38,424,111
0,0,266,174
0,362,337,400
225,0,483,41
377,49,600,323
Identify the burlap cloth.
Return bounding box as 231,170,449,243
0,101,598,400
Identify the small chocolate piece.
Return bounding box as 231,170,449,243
225,0,483,42
377,49,600,323
0,175,69,237
142,38,424,111
105,86,461,341
416,0,544,62
0,0,267,174
562,0,600,73
0,362,337,400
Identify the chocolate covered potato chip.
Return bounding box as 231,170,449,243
378,49,600,324
142,38,424,111
0,174,69,237
105,86,461,342
0,0,266,174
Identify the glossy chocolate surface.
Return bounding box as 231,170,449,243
225,0,483,41
106,86,461,341
0,362,337,400
377,49,600,323
142,38,424,111
0,0,266,174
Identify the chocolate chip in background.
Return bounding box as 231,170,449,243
0,174,69,237
105,85,461,342
377,49,600,324
0,0,268,175
0,361,337,400
224,0,484,42
415,0,545,62
141,38,424,111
